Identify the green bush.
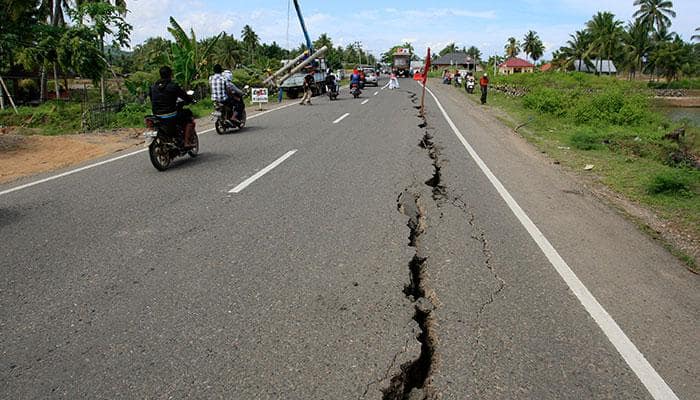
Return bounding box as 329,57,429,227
569,127,608,150
646,170,696,196
522,87,568,116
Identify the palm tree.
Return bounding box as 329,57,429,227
585,12,624,74
465,45,481,70
691,27,699,41
622,20,652,79
168,17,220,88
633,0,676,33
555,30,592,71
530,39,544,64
504,37,520,58
522,30,540,62
241,25,259,64
313,33,332,51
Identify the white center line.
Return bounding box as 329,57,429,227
229,149,297,194
361,99,369,105
423,84,680,400
333,113,350,124
373,91,379,96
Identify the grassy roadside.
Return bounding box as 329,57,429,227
0,98,239,135
455,72,699,271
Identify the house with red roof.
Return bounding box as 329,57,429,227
498,57,535,75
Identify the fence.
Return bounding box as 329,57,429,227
82,101,125,131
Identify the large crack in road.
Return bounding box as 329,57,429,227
381,93,441,400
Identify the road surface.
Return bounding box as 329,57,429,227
1,79,698,399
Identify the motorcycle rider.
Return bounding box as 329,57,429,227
349,68,361,90
209,64,237,123
222,69,246,123
150,66,195,147
325,70,338,94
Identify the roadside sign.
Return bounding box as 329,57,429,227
251,88,268,111
252,88,268,103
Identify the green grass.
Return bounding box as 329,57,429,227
464,72,700,266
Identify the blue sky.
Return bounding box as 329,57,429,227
126,0,699,60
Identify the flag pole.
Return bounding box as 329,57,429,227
420,48,430,117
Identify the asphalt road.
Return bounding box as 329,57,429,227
1,78,698,399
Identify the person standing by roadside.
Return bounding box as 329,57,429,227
299,69,315,105
479,73,489,104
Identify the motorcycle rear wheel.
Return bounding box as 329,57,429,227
215,118,226,134
149,139,171,171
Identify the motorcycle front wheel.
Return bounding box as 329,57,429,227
149,139,171,171
188,133,199,158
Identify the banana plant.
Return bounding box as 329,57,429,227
167,17,220,89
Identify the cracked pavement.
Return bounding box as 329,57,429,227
1,79,697,399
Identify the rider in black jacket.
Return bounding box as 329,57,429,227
150,66,196,147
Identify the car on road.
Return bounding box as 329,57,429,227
363,68,378,86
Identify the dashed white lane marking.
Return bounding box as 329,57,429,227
423,84,680,400
373,91,379,96
333,113,350,124
228,149,297,194
0,102,297,197
361,99,369,105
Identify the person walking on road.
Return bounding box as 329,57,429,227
479,73,489,104
382,72,399,90
300,69,315,105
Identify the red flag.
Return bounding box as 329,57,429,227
422,48,431,84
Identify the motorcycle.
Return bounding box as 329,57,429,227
326,83,339,100
454,75,463,87
465,77,475,94
213,86,249,134
350,82,362,98
144,93,198,171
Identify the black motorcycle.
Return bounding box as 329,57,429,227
326,83,339,100
213,87,249,134
144,96,198,171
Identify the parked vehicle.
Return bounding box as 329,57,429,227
392,48,411,77
144,94,198,171
466,76,475,94
363,68,379,86
280,59,327,99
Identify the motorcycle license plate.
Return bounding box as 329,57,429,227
143,130,157,138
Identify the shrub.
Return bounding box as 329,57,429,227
522,87,568,116
646,170,696,196
569,127,608,150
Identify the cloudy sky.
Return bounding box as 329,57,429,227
125,0,699,59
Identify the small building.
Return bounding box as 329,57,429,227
540,63,553,72
498,57,535,75
433,52,476,71
573,59,617,74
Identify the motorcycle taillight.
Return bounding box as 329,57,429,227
145,117,154,129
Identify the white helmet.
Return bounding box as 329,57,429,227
222,70,233,82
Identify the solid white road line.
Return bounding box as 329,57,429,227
423,84,679,400
228,149,297,194
333,113,350,124
0,102,297,197
361,99,369,105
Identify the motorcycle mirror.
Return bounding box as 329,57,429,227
243,85,250,90
186,90,195,96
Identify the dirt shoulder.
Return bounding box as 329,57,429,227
0,127,145,185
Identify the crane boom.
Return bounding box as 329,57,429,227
293,0,313,52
